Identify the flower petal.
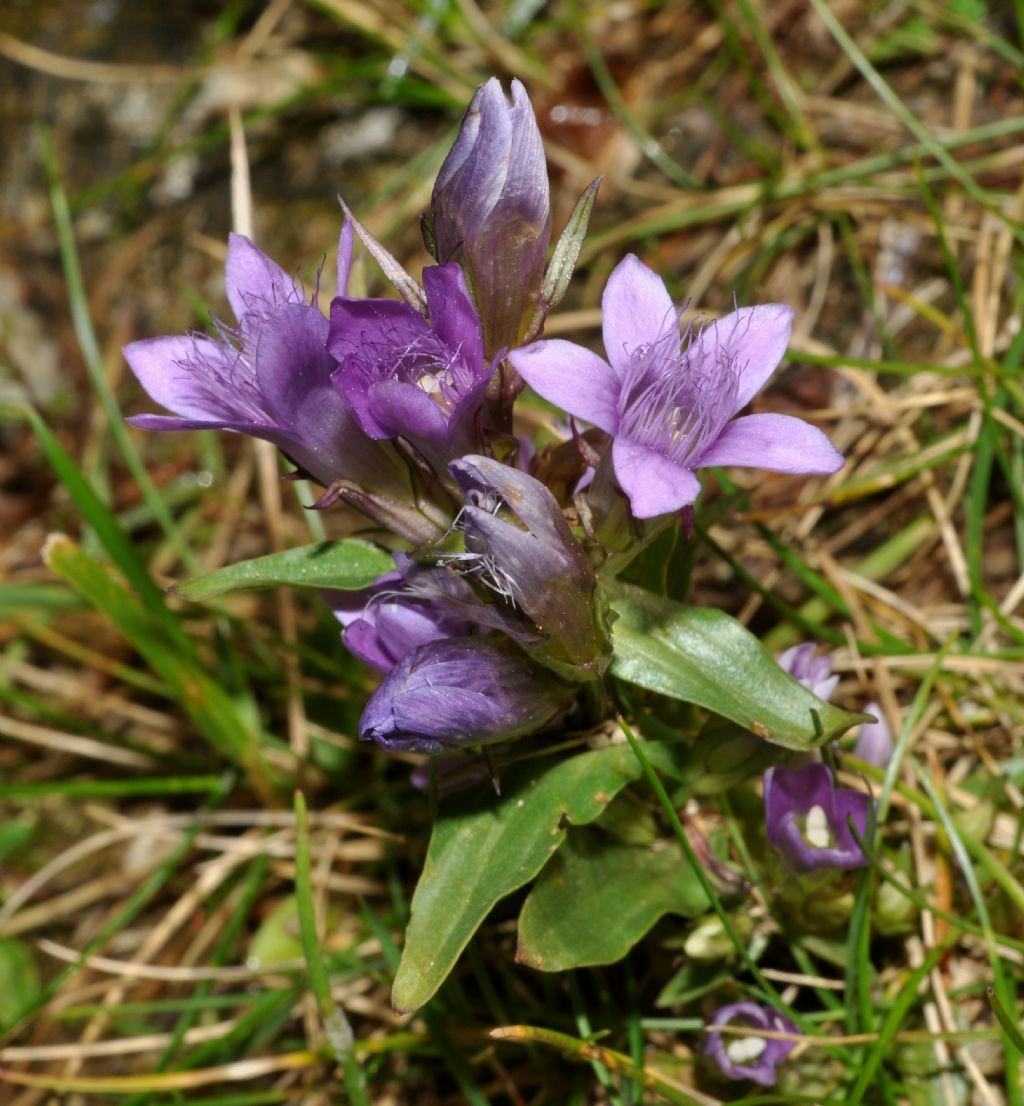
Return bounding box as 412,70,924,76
693,413,844,474
601,254,675,377
690,305,793,414
423,263,484,368
225,234,301,323
123,334,239,422
612,437,701,518
509,339,620,432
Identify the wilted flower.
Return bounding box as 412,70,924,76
328,263,495,471
329,572,470,673
124,232,404,493
704,1001,798,1086
430,78,551,359
776,643,838,702
447,455,609,680
509,254,844,519
359,636,570,754
853,702,893,768
763,762,871,872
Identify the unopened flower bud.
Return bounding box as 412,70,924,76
852,702,893,768
359,636,570,754
431,79,551,357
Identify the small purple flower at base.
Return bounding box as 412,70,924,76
328,263,495,471
123,230,405,494
509,254,844,519
853,702,893,768
431,78,551,357
776,643,839,702
763,763,872,872
360,636,571,755
704,1001,798,1086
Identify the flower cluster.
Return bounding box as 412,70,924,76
123,77,843,758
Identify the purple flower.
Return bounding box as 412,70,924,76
704,1001,798,1086
777,644,838,702
124,231,403,492
359,636,570,754
853,702,893,768
447,455,609,680
328,263,494,470
431,78,551,356
763,763,871,872
329,572,470,673
509,254,844,519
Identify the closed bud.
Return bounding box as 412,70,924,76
431,79,551,358
359,636,571,755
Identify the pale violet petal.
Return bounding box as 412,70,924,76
612,437,701,518
694,413,844,474
225,233,301,322
123,334,235,421
601,254,675,378
509,339,620,433
690,305,793,414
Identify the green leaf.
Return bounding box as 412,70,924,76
392,741,678,1012
516,828,710,971
608,581,864,749
172,540,394,602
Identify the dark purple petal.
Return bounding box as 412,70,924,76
509,340,621,433
601,254,676,378
704,1001,798,1086
423,263,484,370
692,413,844,475
611,437,702,518
360,637,570,754
764,763,871,872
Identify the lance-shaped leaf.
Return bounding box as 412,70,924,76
516,827,709,971
391,740,679,1012
608,581,865,749
523,177,601,343
171,540,394,602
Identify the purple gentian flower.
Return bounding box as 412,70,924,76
123,231,403,492
704,1001,798,1086
509,254,844,519
777,643,838,702
431,78,551,357
763,763,871,872
853,702,893,768
329,572,470,673
328,263,494,471
359,636,570,754
448,455,609,679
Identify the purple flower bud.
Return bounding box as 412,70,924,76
853,702,893,768
359,636,571,754
124,232,406,495
776,643,839,702
764,763,871,872
510,254,844,519
329,572,470,673
431,78,551,357
704,1001,798,1086
328,264,495,471
448,455,609,680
